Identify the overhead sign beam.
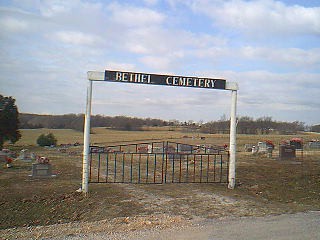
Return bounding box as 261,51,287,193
105,70,227,90
88,70,235,90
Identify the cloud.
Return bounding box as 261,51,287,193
49,31,102,46
0,16,28,33
1,0,319,125
107,2,165,27
124,26,226,55
192,69,320,115
140,55,174,70
187,0,320,37
240,47,320,70
192,45,320,72
143,0,159,6
39,0,77,17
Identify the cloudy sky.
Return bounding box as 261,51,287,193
1,0,319,125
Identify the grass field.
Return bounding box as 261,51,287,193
1,128,319,232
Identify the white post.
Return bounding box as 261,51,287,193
82,80,93,194
228,89,237,189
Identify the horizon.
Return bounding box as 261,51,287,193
19,112,317,126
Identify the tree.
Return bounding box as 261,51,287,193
0,95,21,150
311,124,320,133
37,133,57,147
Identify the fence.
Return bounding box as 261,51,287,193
89,141,229,184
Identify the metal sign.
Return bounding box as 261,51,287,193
104,70,226,90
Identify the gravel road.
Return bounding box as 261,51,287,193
14,211,312,240
2,211,319,239
44,211,320,240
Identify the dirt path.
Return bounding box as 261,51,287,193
1,184,294,240
115,184,286,219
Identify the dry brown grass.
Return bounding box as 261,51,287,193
1,128,319,230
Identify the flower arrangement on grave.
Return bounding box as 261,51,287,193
36,156,50,164
6,156,13,168
265,140,275,149
290,138,303,149
290,138,303,143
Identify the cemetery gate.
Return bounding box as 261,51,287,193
82,70,238,193
88,141,229,184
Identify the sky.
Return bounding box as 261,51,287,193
0,0,319,125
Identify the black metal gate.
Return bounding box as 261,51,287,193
89,141,229,184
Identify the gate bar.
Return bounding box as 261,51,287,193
106,153,109,182
153,154,157,183
98,153,101,182
114,153,117,182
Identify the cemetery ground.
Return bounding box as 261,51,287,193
0,128,320,239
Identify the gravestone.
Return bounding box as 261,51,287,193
308,141,320,149
31,163,53,177
279,145,296,159
0,150,14,167
147,144,152,153
178,144,193,153
0,152,6,163
30,157,56,178
244,144,254,152
290,138,303,150
18,149,35,162
257,142,268,153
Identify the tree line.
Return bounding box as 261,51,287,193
4,93,318,150
18,113,318,134
19,113,168,131
311,124,320,133
200,116,307,134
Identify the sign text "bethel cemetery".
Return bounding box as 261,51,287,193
104,70,226,90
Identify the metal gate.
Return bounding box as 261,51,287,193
89,141,229,184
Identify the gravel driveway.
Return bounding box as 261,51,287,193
3,211,318,240
62,211,320,240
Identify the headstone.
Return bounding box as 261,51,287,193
0,152,6,162
31,163,53,177
138,146,148,153
244,144,254,152
267,147,273,158
167,153,185,160
30,157,56,178
252,145,258,155
152,147,163,153
147,144,152,153
290,139,303,150
0,150,14,168
257,142,268,153
18,149,34,162
178,144,193,153
308,141,320,149
279,145,296,159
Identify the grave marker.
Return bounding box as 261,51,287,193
279,145,296,159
